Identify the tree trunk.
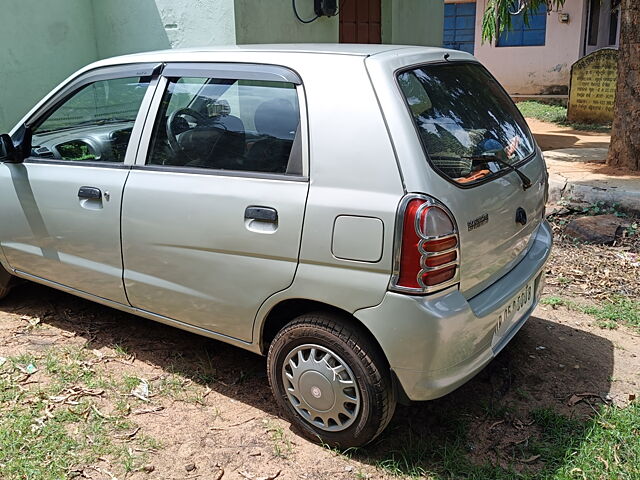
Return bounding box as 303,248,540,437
607,0,640,171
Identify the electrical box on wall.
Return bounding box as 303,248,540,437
314,0,338,17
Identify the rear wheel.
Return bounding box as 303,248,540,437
267,313,396,447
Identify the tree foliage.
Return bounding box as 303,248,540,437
481,0,566,43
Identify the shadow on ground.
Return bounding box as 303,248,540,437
533,132,610,151
1,282,615,478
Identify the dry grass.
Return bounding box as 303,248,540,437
546,212,639,300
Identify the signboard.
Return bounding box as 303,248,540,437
567,48,618,124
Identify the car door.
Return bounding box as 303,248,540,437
0,64,160,304
121,63,309,342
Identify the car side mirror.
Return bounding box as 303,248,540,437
0,124,32,164
0,134,20,163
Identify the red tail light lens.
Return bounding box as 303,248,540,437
391,195,460,294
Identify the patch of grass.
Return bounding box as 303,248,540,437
111,343,130,357
0,400,81,480
518,101,567,124
580,201,627,217
541,295,640,332
373,424,524,480
0,350,159,479
540,295,579,309
366,403,639,480
155,373,189,399
553,402,640,479
122,374,142,392
583,297,640,331
264,420,293,458
44,347,97,388
517,101,611,132
516,387,534,401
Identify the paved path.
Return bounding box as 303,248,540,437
526,118,610,151
525,119,640,214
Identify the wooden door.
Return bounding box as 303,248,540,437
339,0,382,44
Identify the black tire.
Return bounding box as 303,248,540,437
267,312,396,448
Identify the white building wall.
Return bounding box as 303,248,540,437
472,0,587,95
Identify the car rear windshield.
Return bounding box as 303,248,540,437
398,63,535,186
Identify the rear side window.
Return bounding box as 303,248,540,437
398,63,535,186
147,77,301,175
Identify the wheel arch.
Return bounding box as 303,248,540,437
257,298,389,367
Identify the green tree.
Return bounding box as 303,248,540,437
481,0,640,171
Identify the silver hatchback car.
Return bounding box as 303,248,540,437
0,44,552,447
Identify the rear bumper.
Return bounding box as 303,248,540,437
355,220,553,401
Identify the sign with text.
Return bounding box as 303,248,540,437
568,49,618,124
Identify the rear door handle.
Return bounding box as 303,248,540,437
245,206,277,222
78,186,102,199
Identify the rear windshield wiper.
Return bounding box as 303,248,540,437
463,154,532,190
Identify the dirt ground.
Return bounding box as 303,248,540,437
1,224,639,480
525,118,611,152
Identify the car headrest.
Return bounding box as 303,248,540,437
254,98,298,140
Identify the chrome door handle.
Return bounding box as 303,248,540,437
245,206,277,223
78,186,102,199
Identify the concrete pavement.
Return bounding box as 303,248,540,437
545,148,640,214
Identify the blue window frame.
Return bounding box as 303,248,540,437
443,2,476,55
497,4,547,47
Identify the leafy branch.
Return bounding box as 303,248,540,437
481,0,567,43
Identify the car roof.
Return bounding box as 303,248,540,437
88,43,475,72
117,43,424,59
11,44,477,135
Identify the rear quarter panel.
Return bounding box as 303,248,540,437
253,53,405,340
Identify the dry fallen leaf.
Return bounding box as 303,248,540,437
212,468,224,480
520,455,541,464
567,392,601,406
257,471,281,480
597,456,609,470
131,379,150,402
132,406,164,415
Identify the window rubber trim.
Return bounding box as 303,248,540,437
162,62,302,84
394,60,537,190
23,158,131,169
130,164,309,182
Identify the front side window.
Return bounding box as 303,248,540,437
398,63,535,186
146,76,301,175
31,76,150,163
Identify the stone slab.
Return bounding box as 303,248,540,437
567,49,618,124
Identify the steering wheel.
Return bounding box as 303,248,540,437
166,107,213,162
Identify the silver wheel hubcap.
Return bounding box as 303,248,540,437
282,344,361,432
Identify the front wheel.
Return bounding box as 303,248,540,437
267,313,396,448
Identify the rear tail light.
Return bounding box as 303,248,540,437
391,195,460,294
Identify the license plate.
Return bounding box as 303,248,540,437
493,280,535,342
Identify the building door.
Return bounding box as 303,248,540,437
340,0,381,44
585,0,621,55
443,2,476,54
